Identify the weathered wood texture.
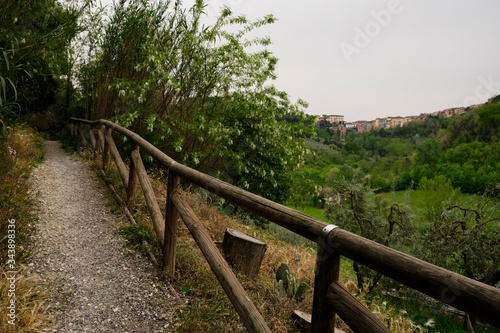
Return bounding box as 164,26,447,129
171,191,271,333
311,241,340,333
89,129,97,150
77,124,88,148
126,144,139,213
327,228,500,326
102,127,111,170
97,125,105,152
291,310,311,333
130,149,165,248
327,282,391,333
104,130,129,187
222,228,267,276
163,172,180,274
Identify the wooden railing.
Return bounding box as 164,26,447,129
69,118,500,332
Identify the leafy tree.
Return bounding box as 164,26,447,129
422,186,500,289
323,165,413,292
83,0,313,201
0,0,82,127
416,139,439,168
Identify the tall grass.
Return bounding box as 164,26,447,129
0,121,51,331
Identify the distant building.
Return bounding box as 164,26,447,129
313,105,470,134
316,114,345,125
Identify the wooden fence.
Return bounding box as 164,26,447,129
69,118,500,333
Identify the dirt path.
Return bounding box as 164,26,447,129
29,141,183,332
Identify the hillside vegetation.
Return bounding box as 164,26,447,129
295,99,500,205
289,100,500,331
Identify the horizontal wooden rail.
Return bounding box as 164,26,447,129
327,282,391,333
70,118,500,330
327,228,500,326
71,118,326,242
171,190,271,333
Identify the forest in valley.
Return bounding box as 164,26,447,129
288,99,500,305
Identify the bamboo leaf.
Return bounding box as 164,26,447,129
2,51,10,71
6,77,17,101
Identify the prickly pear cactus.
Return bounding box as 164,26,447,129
278,279,287,297
295,281,309,300
275,263,290,290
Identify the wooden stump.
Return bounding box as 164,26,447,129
222,228,267,276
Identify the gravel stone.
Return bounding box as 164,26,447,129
29,141,184,332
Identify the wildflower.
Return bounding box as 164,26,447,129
119,90,125,97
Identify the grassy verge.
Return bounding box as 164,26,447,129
0,121,51,331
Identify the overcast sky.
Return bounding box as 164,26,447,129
195,0,500,122
102,0,500,122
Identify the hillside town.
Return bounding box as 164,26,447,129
315,107,467,137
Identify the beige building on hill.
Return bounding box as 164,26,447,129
316,114,345,124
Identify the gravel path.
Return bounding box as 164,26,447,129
29,141,184,332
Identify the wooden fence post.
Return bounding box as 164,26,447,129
126,144,139,213
78,124,89,148
89,129,97,150
104,129,129,187
130,149,165,247
102,126,111,171
311,225,341,333
171,191,271,333
164,166,180,275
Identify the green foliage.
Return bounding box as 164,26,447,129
301,97,500,200
421,187,500,286
85,0,313,201
0,49,23,118
119,223,153,247
0,0,81,123
324,173,414,291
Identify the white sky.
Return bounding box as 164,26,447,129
100,0,500,122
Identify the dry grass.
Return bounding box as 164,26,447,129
0,122,52,332
0,266,52,332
